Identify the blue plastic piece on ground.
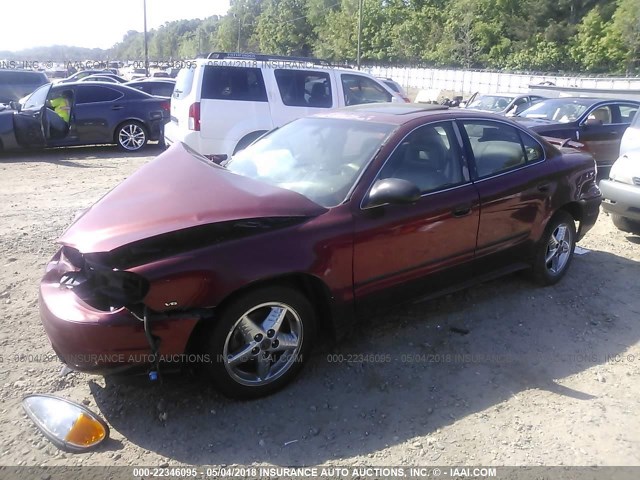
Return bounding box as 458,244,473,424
149,371,158,381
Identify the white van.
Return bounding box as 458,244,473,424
164,53,406,159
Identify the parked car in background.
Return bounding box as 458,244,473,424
79,75,121,84
40,103,600,399
600,151,640,234
122,67,148,81
515,98,640,168
59,69,114,83
165,52,405,159
465,92,545,116
0,69,49,103
377,77,411,102
125,79,175,98
78,73,127,84
0,82,169,152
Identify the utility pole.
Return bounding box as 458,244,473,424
237,15,242,52
356,0,363,70
143,0,149,76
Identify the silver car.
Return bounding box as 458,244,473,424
465,92,545,116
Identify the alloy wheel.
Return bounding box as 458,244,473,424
544,223,573,275
222,302,303,387
118,124,146,151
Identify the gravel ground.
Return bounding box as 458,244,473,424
0,146,639,468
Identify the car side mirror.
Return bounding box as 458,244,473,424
364,178,421,209
9,100,20,112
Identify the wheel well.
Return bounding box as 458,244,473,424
113,119,147,143
233,130,268,155
185,273,335,355
558,202,582,223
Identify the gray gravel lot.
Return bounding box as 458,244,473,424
0,146,639,467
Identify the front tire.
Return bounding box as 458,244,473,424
205,286,316,399
116,121,148,151
531,211,576,286
611,214,640,235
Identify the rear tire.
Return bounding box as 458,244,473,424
115,121,148,151
205,286,316,399
611,214,640,235
531,211,576,286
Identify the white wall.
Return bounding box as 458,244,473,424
364,66,640,95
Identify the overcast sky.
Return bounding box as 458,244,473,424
1,0,230,51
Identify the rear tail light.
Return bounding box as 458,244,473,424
160,101,170,112
188,102,200,131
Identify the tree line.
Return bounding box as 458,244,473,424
3,0,639,74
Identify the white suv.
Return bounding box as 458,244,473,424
164,53,406,159
600,108,640,234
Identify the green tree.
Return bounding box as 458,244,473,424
611,0,640,72
570,6,626,72
216,0,264,52
257,0,315,56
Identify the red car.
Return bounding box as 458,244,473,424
39,104,601,399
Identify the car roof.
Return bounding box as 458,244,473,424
0,68,45,74
479,92,523,97
312,102,509,125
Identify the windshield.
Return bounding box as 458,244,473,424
518,99,591,123
467,95,514,112
225,117,395,207
22,83,51,110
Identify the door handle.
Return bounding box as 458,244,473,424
537,183,550,192
452,204,472,217
111,105,124,110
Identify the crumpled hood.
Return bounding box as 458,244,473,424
59,142,328,253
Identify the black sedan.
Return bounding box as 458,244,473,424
515,98,639,168
125,79,175,99
0,82,170,152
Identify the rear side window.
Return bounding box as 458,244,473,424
461,120,532,178
274,70,332,108
341,74,392,105
620,105,638,124
75,86,123,104
201,66,267,102
153,83,175,97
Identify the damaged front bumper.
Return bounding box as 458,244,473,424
39,248,201,374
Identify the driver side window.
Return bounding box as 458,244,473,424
587,106,612,125
379,122,465,194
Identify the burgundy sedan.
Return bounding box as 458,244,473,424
39,103,601,399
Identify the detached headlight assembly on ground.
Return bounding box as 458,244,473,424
22,394,109,452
